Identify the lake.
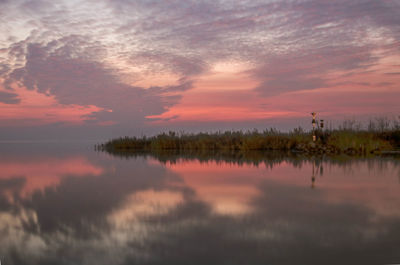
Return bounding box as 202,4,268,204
0,142,400,265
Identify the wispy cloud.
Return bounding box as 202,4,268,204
0,90,20,104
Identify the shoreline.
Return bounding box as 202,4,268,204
97,129,400,157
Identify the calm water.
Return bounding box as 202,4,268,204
0,142,400,265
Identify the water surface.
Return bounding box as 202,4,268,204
0,142,400,265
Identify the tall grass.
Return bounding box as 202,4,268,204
326,130,392,154
99,129,309,152
97,122,400,156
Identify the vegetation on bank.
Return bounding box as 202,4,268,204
97,120,400,156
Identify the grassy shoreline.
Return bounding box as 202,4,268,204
97,128,400,156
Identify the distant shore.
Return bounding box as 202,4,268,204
97,128,400,156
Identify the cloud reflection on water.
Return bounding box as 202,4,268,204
0,144,400,265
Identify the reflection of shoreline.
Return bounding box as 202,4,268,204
100,148,400,169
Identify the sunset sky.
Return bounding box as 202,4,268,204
1,0,399,140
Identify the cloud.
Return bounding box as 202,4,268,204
3,38,191,126
106,0,400,98
0,0,399,135
252,45,377,96
0,63,9,75
132,51,207,78
0,90,20,104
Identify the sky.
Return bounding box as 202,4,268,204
0,0,399,140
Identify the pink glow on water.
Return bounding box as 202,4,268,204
164,159,400,216
0,156,103,199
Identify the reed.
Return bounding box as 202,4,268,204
97,126,400,156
